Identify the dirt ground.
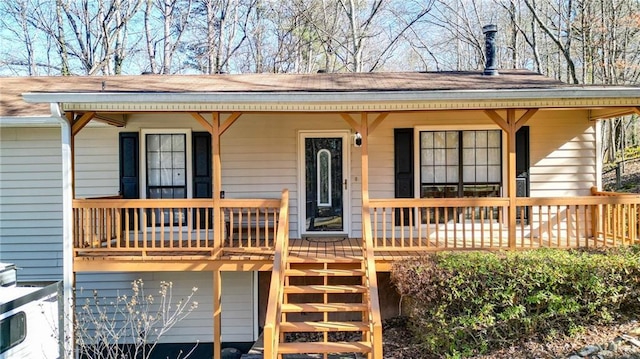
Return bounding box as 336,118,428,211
603,158,640,193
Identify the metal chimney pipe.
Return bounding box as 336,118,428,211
482,24,498,76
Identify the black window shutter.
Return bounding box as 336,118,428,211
192,132,212,199
192,132,212,229
119,132,139,199
516,126,530,222
394,129,414,225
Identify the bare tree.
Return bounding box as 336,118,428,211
144,0,193,74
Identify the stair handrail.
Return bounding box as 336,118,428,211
263,189,289,358
362,204,383,358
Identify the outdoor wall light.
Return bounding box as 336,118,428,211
354,132,362,147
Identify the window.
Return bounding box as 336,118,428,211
141,130,192,226
420,129,502,222
420,130,502,198
0,312,26,354
146,133,187,200
317,149,332,207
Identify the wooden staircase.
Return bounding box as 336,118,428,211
274,256,374,357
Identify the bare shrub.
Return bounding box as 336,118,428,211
75,279,199,359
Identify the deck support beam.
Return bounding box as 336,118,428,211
485,109,538,249
213,269,222,359
191,111,243,256
71,111,96,136
507,109,517,249
634,107,640,116
360,113,370,205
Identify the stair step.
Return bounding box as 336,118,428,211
287,256,363,263
278,341,371,354
280,321,369,332
281,303,367,313
285,269,365,277
284,285,366,294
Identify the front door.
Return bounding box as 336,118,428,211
299,132,349,236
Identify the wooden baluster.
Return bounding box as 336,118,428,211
391,208,396,248
498,207,503,248
382,208,387,248
400,208,405,248
556,205,561,247
187,207,192,248
480,206,485,249
444,207,450,248
435,207,440,248
417,207,422,248
152,210,157,248
142,210,147,250
426,207,431,248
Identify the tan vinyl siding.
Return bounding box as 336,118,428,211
75,271,255,344
0,127,63,282
529,110,596,196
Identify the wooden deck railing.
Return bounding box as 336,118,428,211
591,187,639,245
361,205,383,358
222,198,281,250
73,196,282,257
370,193,640,251
263,189,290,359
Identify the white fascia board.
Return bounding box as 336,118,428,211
22,87,640,105
0,116,60,127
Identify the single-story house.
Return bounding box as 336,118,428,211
1,67,639,358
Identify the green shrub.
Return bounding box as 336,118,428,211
390,247,640,357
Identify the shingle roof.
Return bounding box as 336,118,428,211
0,70,576,117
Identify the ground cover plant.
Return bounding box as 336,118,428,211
391,247,640,358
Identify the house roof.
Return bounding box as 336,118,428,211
1,70,639,117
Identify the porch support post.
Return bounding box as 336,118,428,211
212,113,222,256
485,109,538,249
506,109,517,249
360,113,370,205
213,269,222,359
